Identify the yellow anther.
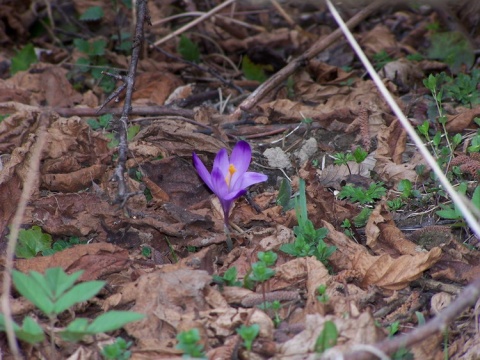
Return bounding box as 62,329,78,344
225,164,237,186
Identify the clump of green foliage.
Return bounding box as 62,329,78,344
280,179,335,267
176,328,206,359
236,324,260,352
0,267,144,350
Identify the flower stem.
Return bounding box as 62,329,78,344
224,222,233,251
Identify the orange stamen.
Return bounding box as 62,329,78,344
225,164,237,186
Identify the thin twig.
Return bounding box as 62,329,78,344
153,0,236,47
1,112,49,359
230,0,384,121
344,276,480,359
114,0,149,202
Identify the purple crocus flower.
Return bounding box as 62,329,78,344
193,141,267,225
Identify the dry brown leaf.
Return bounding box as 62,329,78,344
41,164,107,192
4,64,82,107
445,106,480,132
366,203,419,256
359,24,397,56
323,221,442,290
276,313,383,359
134,119,226,157
374,119,420,186
15,243,129,281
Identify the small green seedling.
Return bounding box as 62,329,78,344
341,219,354,238
101,337,132,360
236,324,260,352
333,147,368,174
314,320,338,354
15,226,52,259
0,267,144,348
242,56,268,83
257,251,278,267
339,182,387,205
372,49,393,70
387,198,405,212
213,266,242,288
87,113,113,130
436,184,480,224
258,300,282,327
42,236,87,256
11,43,38,75
177,34,201,63
276,178,295,211
280,179,335,267
176,328,206,359
316,284,329,303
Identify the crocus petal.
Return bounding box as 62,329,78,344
230,141,251,175
193,152,213,190
224,188,247,201
211,167,229,199
212,148,230,177
236,172,268,190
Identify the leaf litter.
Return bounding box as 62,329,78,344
1,0,480,359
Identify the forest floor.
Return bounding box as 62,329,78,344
1,0,480,359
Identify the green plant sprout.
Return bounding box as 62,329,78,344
101,337,132,360
14,226,52,259
258,300,282,327
340,219,354,238
71,37,116,93
276,178,295,211
248,251,277,304
333,147,368,175
0,267,144,350
176,328,206,359
316,284,330,303
314,320,338,354
387,198,405,212
11,43,38,75
177,34,201,63
280,179,335,267
236,324,260,352
372,49,393,70
338,182,387,205
42,236,87,256
242,56,268,83
436,184,480,227
212,266,242,288
87,113,113,131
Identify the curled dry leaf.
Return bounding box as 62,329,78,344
445,106,480,132
276,313,383,359
322,221,442,290
374,119,421,186
366,203,419,256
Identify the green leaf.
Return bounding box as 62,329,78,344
0,314,20,332
16,317,45,344
15,226,53,259
79,6,104,21
127,124,140,141
87,311,145,334
60,318,90,341
91,39,107,56
427,31,474,74
472,186,480,210
44,267,83,299
242,55,268,83
11,43,38,75
277,178,292,210
12,270,55,316
177,34,201,63
314,320,338,354
236,324,260,351
54,280,105,314
436,206,462,220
